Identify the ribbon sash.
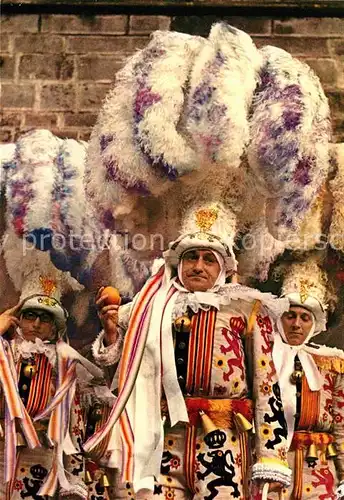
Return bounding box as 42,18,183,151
83,267,165,457
0,338,41,483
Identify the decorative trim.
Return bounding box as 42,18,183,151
252,461,292,487
92,330,124,366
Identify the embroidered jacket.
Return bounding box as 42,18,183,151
92,283,292,491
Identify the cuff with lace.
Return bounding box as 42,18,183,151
92,330,123,366
252,460,292,487
337,480,344,499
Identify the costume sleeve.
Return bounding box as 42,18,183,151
91,301,132,366
248,302,292,487
333,371,344,498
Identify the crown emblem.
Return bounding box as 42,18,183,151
204,429,227,449
39,275,56,297
195,206,219,232
299,278,315,303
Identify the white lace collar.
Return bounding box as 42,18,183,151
14,337,56,366
172,283,289,319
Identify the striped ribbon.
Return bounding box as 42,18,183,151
23,354,53,417
185,308,216,395
119,282,178,482
36,340,79,497
83,266,165,481
184,424,197,494
0,338,41,484
297,375,320,430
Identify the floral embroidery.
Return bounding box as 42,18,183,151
257,356,269,371
164,486,176,500
304,483,313,495
278,447,287,462
259,380,272,396
259,423,273,441
214,355,226,369
165,438,175,451
231,378,241,394
169,456,181,470
13,479,24,491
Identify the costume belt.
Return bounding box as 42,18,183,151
291,431,336,500
178,397,253,498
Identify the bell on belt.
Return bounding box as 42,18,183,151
174,316,191,333
84,469,93,485
234,412,253,433
327,443,338,458
306,443,318,464
199,410,217,435
23,363,37,379
16,432,27,447
290,370,303,384
99,472,110,488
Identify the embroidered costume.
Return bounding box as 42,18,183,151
271,258,344,500
0,241,103,499
89,205,292,499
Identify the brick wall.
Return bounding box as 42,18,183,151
1,13,343,143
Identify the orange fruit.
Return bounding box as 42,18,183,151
101,286,121,305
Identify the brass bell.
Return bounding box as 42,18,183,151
174,316,191,333
84,469,93,485
199,410,217,435
22,363,37,379
99,472,110,488
306,443,318,463
16,431,27,447
234,412,253,433
290,370,303,384
327,443,338,458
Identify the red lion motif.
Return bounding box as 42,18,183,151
220,317,245,382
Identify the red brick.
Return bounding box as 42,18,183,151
40,83,76,110
303,58,339,87
0,55,15,79
78,55,123,81
274,18,344,37
63,112,97,127
222,17,271,35
77,82,112,110
0,111,22,127
41,15,127,35
171,15,270,37
15,35,64,54
19,54,74,80
331,39,344,57
49,128,79,140
1,83,35,108
253,36,330,57
66,35,149,54
24,112,58,127
1,34,12,53
129,15,171,35
1,15,39,33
